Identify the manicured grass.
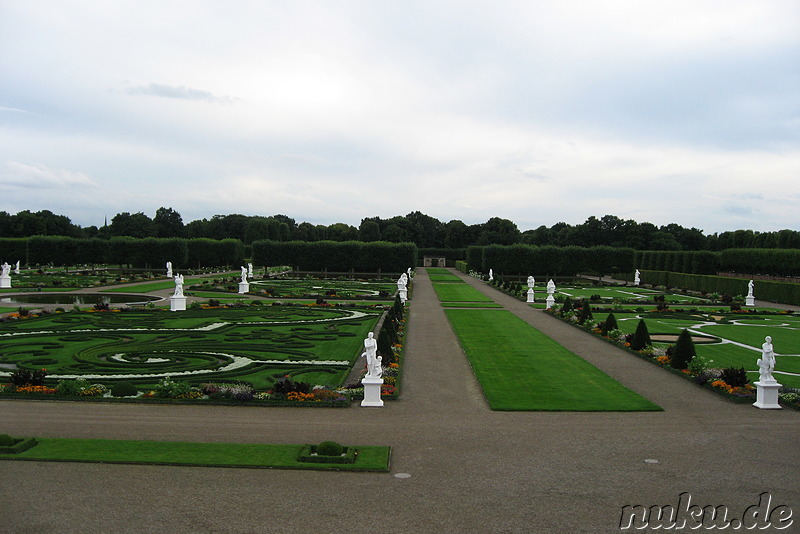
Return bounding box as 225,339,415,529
445,309,661,411
2,438,390,471
428,274,464,283
102,280,186,293
441,302,502,308
425,268,451,274
433,284,492,303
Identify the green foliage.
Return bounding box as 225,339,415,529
316,441,344,456
577,302,593,325
0,434,15,446
251,240,417,272
630,319,651,351
110,382,139,397
720,367,749,387
687,354,712,376
272,378,310,395
560,297,573,315
600,312,618,335
56,378,90,396
670,329,696,370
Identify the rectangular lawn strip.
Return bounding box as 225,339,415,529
427,274,464,283
432,283,493,303
441,302,502,308
445,309,661,411
2,438,390,471
425,268,451,275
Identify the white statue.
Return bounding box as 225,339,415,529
166,261,173,278
14,261,20,274
241,266,248,283
527,275,535,288
0,262,10,277
747,280,754,298
369,355,383,378
173,273,184,297
407,267,412,278
364,332,380,377
397,276,406,291
757,336,776,383
489,269,493,281
247,263,253,278
547,279,556,294
634,269,641,285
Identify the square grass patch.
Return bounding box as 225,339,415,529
428,274,464,283
2,438,390,471
433,283,493,303
445,309,661,411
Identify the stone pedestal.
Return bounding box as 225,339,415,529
526,289,534,303
238,281,250,294
170,295,186,312
546,294,555,310
746,296,755,307
0,275,10,289
753,381,782,409
361,376,384,407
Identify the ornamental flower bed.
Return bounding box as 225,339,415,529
544,304,776,406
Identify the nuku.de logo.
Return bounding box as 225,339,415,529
619,492,793,530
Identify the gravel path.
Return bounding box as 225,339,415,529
0,268,798,533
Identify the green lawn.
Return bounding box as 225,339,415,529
2,438,390,471
425,268,451,275
433,284,492,303
441,302,502,308
428,274,464,283
445,309,661,411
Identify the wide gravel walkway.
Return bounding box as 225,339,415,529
1,268,798,533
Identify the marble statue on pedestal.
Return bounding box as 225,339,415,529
173,274,184,297
634,269,641,286
14,261,20,274
241,266,248,283
758,336,776,383
1,262,10,277
364,332,381,377
527,275,535,288
166,261,173,278
547,279,556,294
488,269,493,281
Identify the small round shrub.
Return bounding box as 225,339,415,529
110,382,139,397
0,434,16,446
317,441,344,456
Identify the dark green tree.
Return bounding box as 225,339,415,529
670,329,696,370
600,312,618,335
630,319,652,351
153,207,185,238
577,301,593,325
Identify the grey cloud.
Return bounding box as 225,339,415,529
121,83,237,104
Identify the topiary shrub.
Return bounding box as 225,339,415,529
560,297,573,315
577,302,593,325
670,329,696,370
600,312,618,335
110,381,139,397
630,319,652,351
0,434,15,446
720,367,748,387
316,441,344,456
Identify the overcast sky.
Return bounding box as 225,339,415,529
1,1,798,234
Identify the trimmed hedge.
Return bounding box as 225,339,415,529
297,444,357,464
251,240,417,273
467,244,634,276
641,271,800,305
635,250,720,275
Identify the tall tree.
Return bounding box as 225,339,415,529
153,207,185,238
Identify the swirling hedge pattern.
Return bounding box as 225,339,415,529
0,307,380,389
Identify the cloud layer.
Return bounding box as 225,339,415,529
1,0,798,233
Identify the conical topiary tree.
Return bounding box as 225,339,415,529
560,297,573,315
630,319,651,350
600,312,618,335
577,302,593,325
670,329,696,370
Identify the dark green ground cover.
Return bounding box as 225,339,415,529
0,307,380,390
1,438,390,471
432,284,492,303
444,309,661,411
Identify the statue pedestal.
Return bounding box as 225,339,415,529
238,281,250,294
526,289,534,303
746,296,755,307
545,294,555,310
360,376,384,407
0,275,11,289
170,295,186,312
753,381,782,409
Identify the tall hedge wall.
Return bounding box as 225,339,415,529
0,238,29,265
635,250,720,275
467,244,634,276
1,236,243,269
719,249,800,277
251,240,417,272
640,270,800,306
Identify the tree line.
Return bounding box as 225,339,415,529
2,209,798,251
